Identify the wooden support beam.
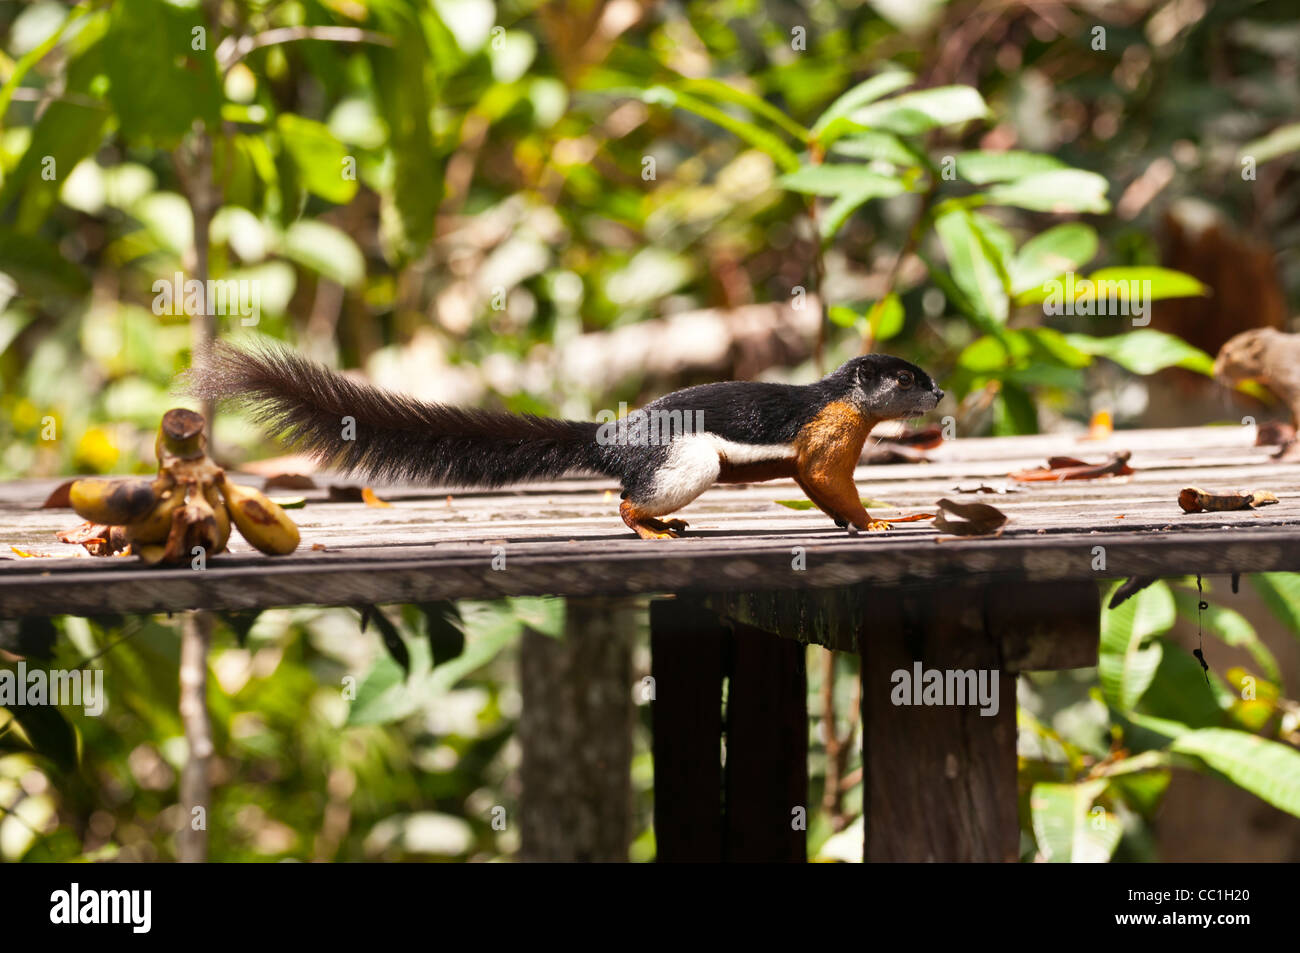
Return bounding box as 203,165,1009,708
860,588,1018,862
518,597,634,862
723,622,808,862
649,600,808,862
649,598,726,862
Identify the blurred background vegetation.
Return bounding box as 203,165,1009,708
1,0,1299,861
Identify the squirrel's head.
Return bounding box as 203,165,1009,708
833,354,944,420
1214,328,1279,386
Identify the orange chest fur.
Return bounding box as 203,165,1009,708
793,400,875,478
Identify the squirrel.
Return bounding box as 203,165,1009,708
184,344,943,538
1213,328,1300,460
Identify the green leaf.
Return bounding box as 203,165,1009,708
1099,580,1175,711
104,0,221,145
868,293,905,342
678,78,809,142
778,164,906,198
934,207,1008,323
280,221,366,288
1241,123,1300,163
1030,779,1121,862
850,85,989,136
953,150,1066,184
276,114,358,205
1135,637,1229,729
1010,224,1099,296
1171,729,1300,817
1248,574,1300,643
509,596,565,639
3,700,78,773
985,170,1110,214
1014,266,1206,306
641,86,801,172
993,382,1037,435
0,232,90,298
1064,330,1214,376
829,131,923,168
775,497,891,511
0,1,97,124
368,14,442,257
1087,267,1208,300
811,70,916,139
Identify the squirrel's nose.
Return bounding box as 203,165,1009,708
933,388,945,401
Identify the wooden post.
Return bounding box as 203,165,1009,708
649,600,808,862
518,597,634,862
859,581,1100,862
723,622,808,862
649,598,726,862
860,588,1017,862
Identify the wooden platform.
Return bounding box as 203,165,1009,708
5,423,1296,863
2,424,1298,618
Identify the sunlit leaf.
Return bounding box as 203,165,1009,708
811,70,915,139
934,207,1008,323
985,170,1110,213
1030,779,1120,862
1065,330,1214,376
1172,729,1300,818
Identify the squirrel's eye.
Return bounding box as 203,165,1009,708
897,371,913,388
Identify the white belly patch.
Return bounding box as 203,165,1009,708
640,434,796,514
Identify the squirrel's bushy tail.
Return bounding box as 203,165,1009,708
182,343,615,486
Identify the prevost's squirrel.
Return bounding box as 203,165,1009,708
185,344,944,538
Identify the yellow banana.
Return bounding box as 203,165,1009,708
203,485,231,554
134,542,168,565
125,487,185,545
219,481,300,555
69,478,160,525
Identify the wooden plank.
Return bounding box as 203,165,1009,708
3,527,1294,618
517,597,634,862
649,598,726,862
723,622,808,862
4,424,1300,616
861,589,1018,862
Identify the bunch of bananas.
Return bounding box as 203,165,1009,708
67,408,300,565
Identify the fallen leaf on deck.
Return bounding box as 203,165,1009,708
41,480,75,508
951,482,1021,494
362,487,391,508
56,522,130,556
1255,421,1295,447
1084,410,1113,441
263,473,318,491
311,543,328,551
777,498,892,511
888,512,936,523
932,498,1008,537
1010,451,1133,482
1178,487,1279,513
11,546,50,558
